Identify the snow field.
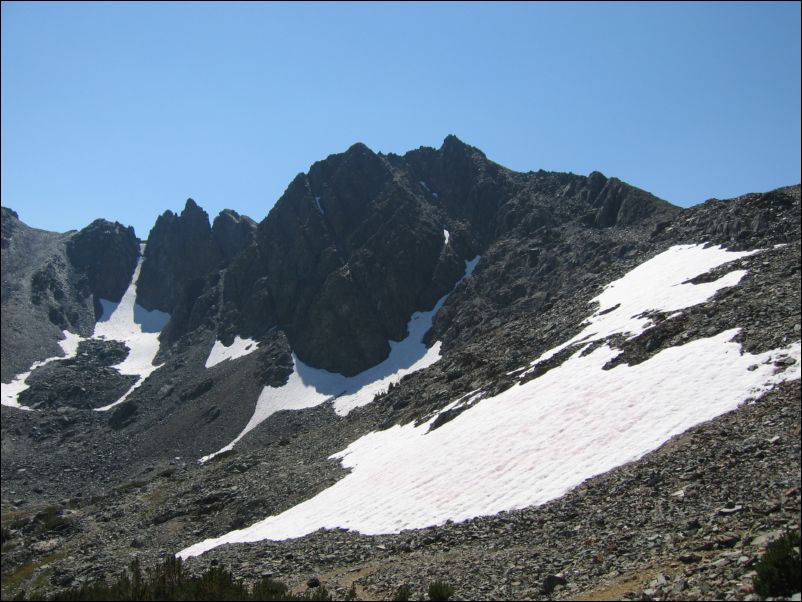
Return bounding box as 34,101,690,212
177,244,800,558
1,331,83,410
93,254,166,411
199,257,481,462
1,248,170,412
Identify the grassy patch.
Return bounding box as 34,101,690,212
1,550,66,591
1,511,33,531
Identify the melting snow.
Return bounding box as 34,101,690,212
526,244,759,368
91,253,166,411
1,331,83,410
178,244,800,558
206,336,260,369
199,257,480,463
443,229,450,245
1,248,170,412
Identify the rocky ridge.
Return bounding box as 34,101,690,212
168,136,678,376
135,199,256,314
1,209,138,381
1,138,799,601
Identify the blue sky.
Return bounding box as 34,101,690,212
2,1,800,238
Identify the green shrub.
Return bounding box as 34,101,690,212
34,556,331,601
427,580,454,601
393,584,412,601
753,529,801,598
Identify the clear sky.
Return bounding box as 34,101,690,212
2,1,800,238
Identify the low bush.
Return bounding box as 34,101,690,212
753,529,801,598
427,580,454,601
34,556,330,601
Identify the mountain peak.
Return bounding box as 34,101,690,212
441,134,468,149
439,134,485,160
344,141,374,157
181,197,206,217
1,136,799,602
1,206,19,220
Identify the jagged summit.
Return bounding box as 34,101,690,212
183,197,202,212
439,133,485,158
1,140,799,602
66,218,139,306
212,209,257,262
135,200,256,314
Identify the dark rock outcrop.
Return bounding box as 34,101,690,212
2,210,141,381
212,209,257,263
17,339,138,410
136,199,224,313
650,184,801,250
1,206,20,249
1,209,97,380
218,141,468,375
211,136,677,375
137,200,256,315
67,219,139,310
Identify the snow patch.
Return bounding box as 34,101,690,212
177,244,800,558
92,254,167,411
443,229,450,245
179,333,800,556
526,244,758,368
1,247,171,411
419,181,438,198
313,196,324,215
199,257,480,463
206,337,260,369
1,331,83,410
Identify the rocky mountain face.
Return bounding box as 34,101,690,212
1,137,799,601
136,199,256,314
66,219,139,316
166,136,677,375
212,209,258,263
0,209,138,381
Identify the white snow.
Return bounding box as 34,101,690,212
92,254,166,411
177,243,800,559
419,181,438,198
443,229,450,245
314,196,324,215
1,248,170,412
198,257,480,463
1,331,83,410
205,336,260,369
525,244,758,368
